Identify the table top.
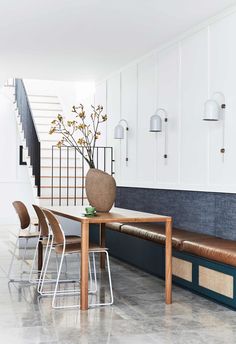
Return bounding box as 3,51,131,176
44,206,171,224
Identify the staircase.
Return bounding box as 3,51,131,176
7,79,114,207
27,93,85,206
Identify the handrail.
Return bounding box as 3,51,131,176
51,146,114,206
15,79,41,196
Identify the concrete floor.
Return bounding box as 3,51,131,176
1,226,236,343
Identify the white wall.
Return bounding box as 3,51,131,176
95,9,236,193
0,87,36,224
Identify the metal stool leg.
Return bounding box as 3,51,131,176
89,250,113,308
105,251,114,305
37,236,52,293
9,237,30,281
20,238,29,274
92,252,97,293
8,237,19,280
52,250,65,309
38,240,54,295
29,236,41,283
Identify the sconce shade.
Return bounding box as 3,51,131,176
114,124,124,139
150,114,162,132
203,99,221,121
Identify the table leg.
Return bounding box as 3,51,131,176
99,223,106,269
38,241,43,273
80,220,89,310
165,218,172,304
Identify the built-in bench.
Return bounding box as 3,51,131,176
105,222,236,310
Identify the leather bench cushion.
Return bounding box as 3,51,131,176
106,222,123,231
183,237,236,267
107,221,236,267
119,223,211,249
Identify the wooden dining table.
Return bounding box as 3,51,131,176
42,206,173,310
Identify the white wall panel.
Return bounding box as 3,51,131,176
119,64,138,184
156,45,180,185
180,29,208,186
0,94,17,181
106,73,121,180
94,81,107,147
209,12,236,188
0,90,35,224
136,54,157,185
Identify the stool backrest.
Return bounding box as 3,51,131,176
12,201,30,229
32,205,49,237
42,209,64,245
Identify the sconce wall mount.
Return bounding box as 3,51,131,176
203,92,226,159
149,108,168,159
114,119,129,165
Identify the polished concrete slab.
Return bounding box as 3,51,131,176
1,225,236,343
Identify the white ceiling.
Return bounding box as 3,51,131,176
0,0,236,82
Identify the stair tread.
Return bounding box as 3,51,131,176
41,148,58,150
38,131,51,134
34,116,56,119
41,166,82,168
34,114,58,117
28,94,58,98
30,101,60,104
41,147,83,150
41,185,84,188
41,156,78,159
32,108,62,111
40,140,59,143
40,196,86,200
41,176,85,178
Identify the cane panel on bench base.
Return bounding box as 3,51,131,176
172,257,192,282
199,266,233,299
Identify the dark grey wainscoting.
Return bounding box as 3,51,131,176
116,187,236,240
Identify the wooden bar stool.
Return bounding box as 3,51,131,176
32,205,82,294
43,209,113,309
8,201,39,281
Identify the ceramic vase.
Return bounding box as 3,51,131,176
85,168,116,212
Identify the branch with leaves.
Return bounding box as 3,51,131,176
49,104,108,168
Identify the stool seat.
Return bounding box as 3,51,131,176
19,230,39,238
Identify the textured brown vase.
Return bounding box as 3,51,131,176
85,168,116,212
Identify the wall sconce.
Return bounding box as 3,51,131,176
203,92,226,121
149,108,168,159
114,119,129,165
203,92,226,158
